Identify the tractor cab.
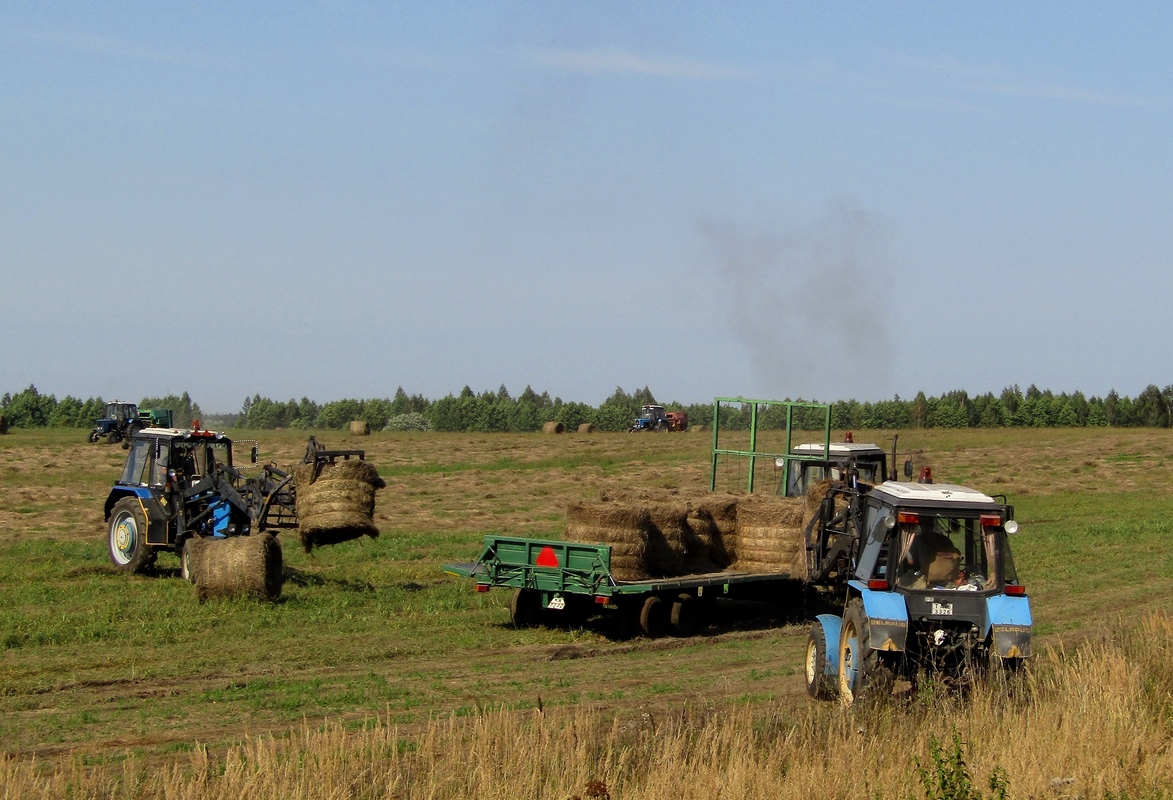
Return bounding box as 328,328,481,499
630,404,669,432
778,440,889,497
105,402,139,423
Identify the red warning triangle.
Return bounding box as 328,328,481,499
535,546,560,567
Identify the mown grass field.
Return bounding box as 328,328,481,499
3,426,1173,796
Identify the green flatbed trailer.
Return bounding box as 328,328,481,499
442,535,804,638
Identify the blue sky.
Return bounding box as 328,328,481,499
2,3,1170,412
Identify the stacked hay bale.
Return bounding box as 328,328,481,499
644,501,689,577
565,502,650,581
693,493,740,568
348,420,371,436
731,496,807,576
187,534,283,602
294,458,385,552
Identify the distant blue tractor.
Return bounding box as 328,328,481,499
630,404,670,432
802,469,1031,704
89,402,174,448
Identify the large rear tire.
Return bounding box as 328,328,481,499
838,598,893,706
108,497,152,574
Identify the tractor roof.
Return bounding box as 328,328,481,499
873,480,996,505
791,442,885,457
135,427,231,443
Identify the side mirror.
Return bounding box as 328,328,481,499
903,459,914,479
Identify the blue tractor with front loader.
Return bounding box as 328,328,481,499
802,467,1031,704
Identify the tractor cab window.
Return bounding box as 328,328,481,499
119,439,153,486
170,440,231,483
894,514,1001,591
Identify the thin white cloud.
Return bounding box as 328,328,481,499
531,47,744,80
12,27,221,69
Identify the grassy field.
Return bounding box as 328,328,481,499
2,426,1173,796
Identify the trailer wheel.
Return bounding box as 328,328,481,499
838,598,893,706
639,595,669,638
108,497,152,574
181,538,197,583
509,588,541,628
805,623,834,699
670,593,697,637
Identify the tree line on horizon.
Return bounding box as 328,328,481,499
3,383,1173,433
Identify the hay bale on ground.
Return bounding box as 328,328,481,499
295,458,384,552
542,421,565,434
577,423,595,434
348,420,371,436
565,502,651,581
731,496,807,575
189,534,283,602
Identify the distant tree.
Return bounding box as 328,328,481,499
3,385,54,428
1133,384,1168,427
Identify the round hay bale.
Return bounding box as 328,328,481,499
295,458,383,552
542,421,565,434
190,534,283,602
348,420,371,436
577,423,595,434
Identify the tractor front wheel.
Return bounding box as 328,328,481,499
88,431,101,443
108,498,152,574
181,538,197,583
838,598,893,706
805,623,834,699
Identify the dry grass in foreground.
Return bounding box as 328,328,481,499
6,612,1173,800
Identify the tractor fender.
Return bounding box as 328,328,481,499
105,487,171,546
985,594,1033,658
847,580,909,652
813,614,842,678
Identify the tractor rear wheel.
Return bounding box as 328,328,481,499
108,498,152,574
838,598,893,706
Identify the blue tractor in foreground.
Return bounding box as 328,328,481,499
803,468,1031,704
